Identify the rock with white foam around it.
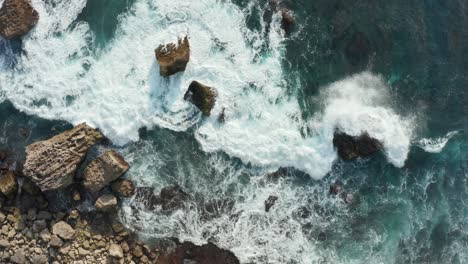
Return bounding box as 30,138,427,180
184,81,217,116
155,36,190,77
0,0,39,40
333,131,382,160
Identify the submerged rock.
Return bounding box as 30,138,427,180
184,81,217,116
155,36,190,77
265,195,278,212
158,239,240,264
83,150,129,193
0,0,39,39
159,185,190,211
0,171,18,198
111,179,135,197
134,187,160,210
333,131,382,160
23,123,103,191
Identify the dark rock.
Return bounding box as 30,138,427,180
23,123,103,191
158,239,240,264
264,195,278,212
0,171,17,199
111,179,136,198
294,206,311,219
265,167,288,182
21,178,41,196
155,36,190,77
280,9,295,34
134,187,160,210
83,150,130,193
159,185,190,211
345,31,372,66
218,108,226,123
0,0,39,40
333,131,382,160
184,81,217,116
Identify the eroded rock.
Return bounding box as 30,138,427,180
23,123,103,191
0,0,39,40
83,150,129,193
111,179,135,198
155,36,190,77
184,81,217,116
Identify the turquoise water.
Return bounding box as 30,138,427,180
0,0,466,263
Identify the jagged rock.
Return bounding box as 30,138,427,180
265,195,278,212
109,243,124,259
23,123,103,191
83,150,129,193
155,36,190,77
95,194,118,212
0,171,18,198
0,0,39,40
184,81,217,116
333,132,382,160
52,221,75,240
158,239,240,264
111,179,135,197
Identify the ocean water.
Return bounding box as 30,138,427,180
0,0,467,263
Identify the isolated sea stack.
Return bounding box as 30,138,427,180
184,81,217,116
23,123,103,191
0,0,39,39
155,36,190,77
333,131,383,160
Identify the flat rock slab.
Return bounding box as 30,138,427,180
23,123,103,192
0,0,39,39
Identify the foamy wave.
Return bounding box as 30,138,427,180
0,0,413,179
417,131,459,153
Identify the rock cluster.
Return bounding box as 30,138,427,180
23,123,103,191
155,36,190,77
0,0,39,39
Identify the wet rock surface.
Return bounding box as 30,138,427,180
155,36,190,77
0,0,39,40
23,123,103,191
333,131,383,160
184,81,217,116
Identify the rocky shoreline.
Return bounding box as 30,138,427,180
0,123,240,264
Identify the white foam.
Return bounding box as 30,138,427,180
417,131,459,153
0,0,413,179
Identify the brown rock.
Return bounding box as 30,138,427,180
83,150,129,193
0,0,39,40
51,221,75,240
133,245,143,257
0,171,18,198
111,179,135,197
109,243,124,259
23,123,103,191
95,194,118,212
333,131,382,160
184,81,217,116
155,36,190,77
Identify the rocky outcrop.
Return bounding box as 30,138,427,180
155,36,190,77
184,81,217,116
83,150,129,193
0,171,17,198
23,123,103,192
0,0,39,40
111,179,135,198
95,194,118,212
158,239,240,264
333,131,382,160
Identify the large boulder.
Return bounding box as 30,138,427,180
155,36,190,77
83,150,129,193
184,81,217,116
0,0,39,40
158,239,240,264
51,221,75,240
333,131,382,160
0,171,17,198
95,194,118,212
23,123,103,191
